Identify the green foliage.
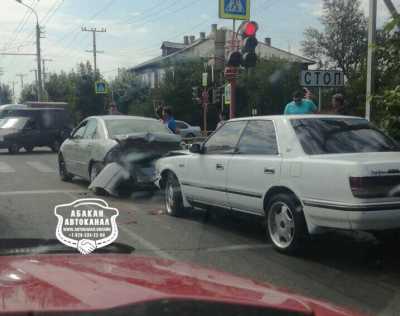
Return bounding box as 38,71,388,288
110,68,150,115
301,0,367,80
20,84,38,103
237,59,304,115
373,86,400,140
0,84,13,105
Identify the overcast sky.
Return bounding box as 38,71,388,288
0,0,396,98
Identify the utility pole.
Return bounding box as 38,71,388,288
15,0,43,101
42,58,52,82
81,27,106,78
31,69,38,91
16,74,27,90
383,0,400,27
366,0,377,121
9,81,17,103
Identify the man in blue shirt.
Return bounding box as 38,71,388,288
162,107,177,134
284,90,317,115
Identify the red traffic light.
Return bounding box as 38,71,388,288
243,21,258,37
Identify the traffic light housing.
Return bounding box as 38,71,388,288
192,87,200,103
240,21,259,68
227,51,242,67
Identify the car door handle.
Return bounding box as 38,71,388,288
216,164,224,171
264,168,275,174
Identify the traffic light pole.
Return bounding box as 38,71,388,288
230,19,237,119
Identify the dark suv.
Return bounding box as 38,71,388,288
0,108,73,154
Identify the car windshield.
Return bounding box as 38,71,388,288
1,1,400,315
105,119,171,137
0,117,28,129
291,118,400,154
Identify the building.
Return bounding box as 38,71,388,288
131,24,315,88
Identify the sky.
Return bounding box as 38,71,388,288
0,0,397,99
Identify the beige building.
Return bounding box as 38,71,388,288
131,24,314,88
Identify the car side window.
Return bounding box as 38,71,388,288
83,119,98,139
237,120,279,155
204,121,247,154
72,121,88,139
25,119,37,130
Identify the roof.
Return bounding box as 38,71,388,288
258,42,315,65
230,114,363,121
90,115,158,122
131,39,206,71
161,41,187,50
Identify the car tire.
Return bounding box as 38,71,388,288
165,173,184,217
8,144,20,155
90,162,107,196
50,140,61,153
58,154,73,182
24,146,34,153
266,193,308,254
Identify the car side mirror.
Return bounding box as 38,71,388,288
189,143,203,154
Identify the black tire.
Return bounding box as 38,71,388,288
58,154,73,182
8,144,20,155
90,162,107,196
24,146,34,153
50,140,61,153
266,193,308,254
165,173,184,217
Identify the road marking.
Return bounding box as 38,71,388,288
0,189,86,196
26,161,56,173
0,162,15,173
119,226,175,261
204,244,273,252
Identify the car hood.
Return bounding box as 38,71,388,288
0,255,362,315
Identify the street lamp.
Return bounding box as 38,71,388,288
15,0,42,101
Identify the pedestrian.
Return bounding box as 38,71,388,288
216,112,227,129
162,106,177,134
109,103,122,115
156,106,164,123
329,93,347,115
284,89,317,115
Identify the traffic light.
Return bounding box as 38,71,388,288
240,21,259,68
192,87,200,103
212,87,222,104
227,51,242,67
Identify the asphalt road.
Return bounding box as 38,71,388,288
0,148,400,315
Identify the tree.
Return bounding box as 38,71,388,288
0,84,12,105
20,84,37,103
301,0,368,80
110,69,150,115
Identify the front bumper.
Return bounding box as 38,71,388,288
303,199,400,231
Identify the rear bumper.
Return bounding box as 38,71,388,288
303,199,400,231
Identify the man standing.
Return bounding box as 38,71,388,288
330,93,347,115
163,107,177,134
284,90,317,115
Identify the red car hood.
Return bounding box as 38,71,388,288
0,255,363,315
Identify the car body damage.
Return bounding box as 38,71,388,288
89,132,181,196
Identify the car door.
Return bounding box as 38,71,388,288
21,119,41,148
74,119,99,179
184,120,247,208
227,120,281,215
176,121,188,136
62,120,88,175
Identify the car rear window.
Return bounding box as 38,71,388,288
291,118,400,155
106,119,171,137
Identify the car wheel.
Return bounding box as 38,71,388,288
8,144,20,154
266,193,308,254
90,162,107,196
58,154,73,182
24,146,34,153
51,140,61,153
165,173,184,217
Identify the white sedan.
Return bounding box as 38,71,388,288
155,115,400,253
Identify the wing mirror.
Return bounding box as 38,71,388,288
189,143,204,154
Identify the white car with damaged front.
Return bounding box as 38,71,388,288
156,115,400,253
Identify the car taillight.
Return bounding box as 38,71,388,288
349,176,400,198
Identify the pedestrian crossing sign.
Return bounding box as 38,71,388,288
95,81,108,94
219,0,250,20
